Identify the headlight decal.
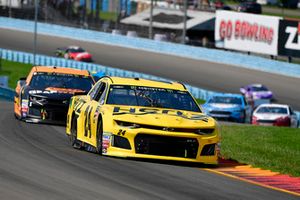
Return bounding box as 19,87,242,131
102,132,112,155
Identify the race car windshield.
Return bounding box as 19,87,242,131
29,73,94,91
256,107,288,114
251,86,268,91
69,48,85,53
208,96,242,105
106,85,201,112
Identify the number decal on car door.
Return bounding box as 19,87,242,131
84,106,93,138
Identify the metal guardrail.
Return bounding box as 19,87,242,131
0,86,14,101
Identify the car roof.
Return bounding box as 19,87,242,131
100,76,186,90
257,103,289,108
32,66,90,76
249,83,264,87
68,46,82,49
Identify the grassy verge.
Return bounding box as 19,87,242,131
196,98,206,105
0,59,33,88
263,12,300,19
100,12,118,21
221,125,300,177
89,11,117,21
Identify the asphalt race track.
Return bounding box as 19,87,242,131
0,27,300,199
0,101,299,200
1,28,300,110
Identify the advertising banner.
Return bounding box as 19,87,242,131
215,11,280,55
278,19,300,58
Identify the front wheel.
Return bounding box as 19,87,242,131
70,116,82,149
95,118,103,155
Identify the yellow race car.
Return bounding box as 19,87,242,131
66,76,220,164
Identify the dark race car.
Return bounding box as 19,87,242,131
14,66,95,125
237,1,262,14
55,46,93,62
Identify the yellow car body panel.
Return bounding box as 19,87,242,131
66,77,220,164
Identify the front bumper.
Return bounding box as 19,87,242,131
208,110,244,123
22,103,68,125
103,129,220,164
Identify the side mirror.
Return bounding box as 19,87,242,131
240,88,246,94
73,91,88,96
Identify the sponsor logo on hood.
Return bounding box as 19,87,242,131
113,107,209,122
45,87,85,94
209,103,240,109
29,88,84,95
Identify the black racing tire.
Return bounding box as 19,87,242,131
14,113,21,120
95,117,103,155
241,110,246,123
70,116,82,149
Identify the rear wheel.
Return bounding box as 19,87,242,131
70,116,82,149
95,118,103,155
241,110,246,123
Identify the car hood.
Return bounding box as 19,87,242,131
28,87,84,100
110,106,215,128
70,52,91,58
205,103,241,110
252,91,272,98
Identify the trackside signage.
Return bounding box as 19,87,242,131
278,19,300,58
215,11,281,55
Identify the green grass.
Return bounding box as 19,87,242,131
89,10,117,21
100,12,118,21
196,98,206,105
221,125,300,177
263,12,300,19
0,59,33,88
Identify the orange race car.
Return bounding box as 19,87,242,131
14,66,95,124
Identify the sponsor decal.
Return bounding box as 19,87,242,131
93,106,101,123
45,87,85,94
21,99,29,117
117,129,126,136
215,10,280,55
29,90,58,94
113,107,209,122
219,20,274,44
102,133,111,154
29,88,84,95
74,99,86,113
41,109,47,120
84,106,92,138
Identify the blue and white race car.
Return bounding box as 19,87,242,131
202,94,251,123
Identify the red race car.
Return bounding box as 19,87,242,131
55,46,93,62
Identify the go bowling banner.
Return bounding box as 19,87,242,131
215,10,280,56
